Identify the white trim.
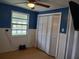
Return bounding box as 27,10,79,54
55,13,62,57
71,31,78,59
38,12,62,17
35,15,40,47
65,9,71,59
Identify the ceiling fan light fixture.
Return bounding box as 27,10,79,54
27,3,35,8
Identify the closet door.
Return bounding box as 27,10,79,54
37,13,61,57
49,13,61,57
41,16,48,51
45,15,52,54
37,16,48,51
37,17,43,50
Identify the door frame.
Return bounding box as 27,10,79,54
36,12,62,57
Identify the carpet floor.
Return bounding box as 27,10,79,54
0,48,55,59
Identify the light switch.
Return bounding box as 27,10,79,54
62,28,64,32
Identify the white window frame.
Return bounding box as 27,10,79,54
11,11,29,36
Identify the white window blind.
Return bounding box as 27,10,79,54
11,11,29,36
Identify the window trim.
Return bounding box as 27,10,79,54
11,11,29,36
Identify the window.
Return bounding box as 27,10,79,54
11,11,29,36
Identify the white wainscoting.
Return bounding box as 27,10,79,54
0,28,36,53
57,33,67,59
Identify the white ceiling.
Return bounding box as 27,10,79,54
0,0,79,11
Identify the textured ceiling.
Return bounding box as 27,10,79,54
0,0,79,11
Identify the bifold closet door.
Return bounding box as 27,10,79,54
45,16,52,54
49,13,61,57
37,16,48,52
37,17,43,50
37,13,61,57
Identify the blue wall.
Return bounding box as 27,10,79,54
0,3,38,29
39,7,69,33
0,3,69,32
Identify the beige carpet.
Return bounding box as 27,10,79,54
0,48,55,59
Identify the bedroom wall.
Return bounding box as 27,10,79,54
0,3,38,53
0,2,69,54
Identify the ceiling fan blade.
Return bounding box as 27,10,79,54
28,0,36,2
15,2,28,4
35,2,50,8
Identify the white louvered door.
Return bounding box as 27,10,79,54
37,16,48,52
37,13,61,58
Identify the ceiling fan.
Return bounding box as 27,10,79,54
16,0,50,9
